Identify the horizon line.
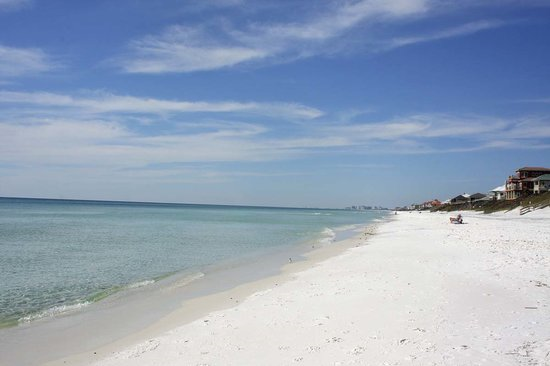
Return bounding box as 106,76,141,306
0,195,359,211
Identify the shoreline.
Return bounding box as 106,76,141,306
0,219,385,366
0,197,387,332
3,221,366,329
50,222,383,366
74,209,549,365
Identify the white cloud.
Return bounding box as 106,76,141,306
497,117,550,139
1,109,548,181
122,26,268,73
0,118,278,167
516,97,550,104
246,0,428,42
0,0,30,11
113,0,513,74
303,113,550,155
320,114,508,142
0,90,324,119
115,0,433,73
0,44,57,78
384,20,508,50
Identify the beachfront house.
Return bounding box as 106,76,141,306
505,175,522,200
469,193,487,202
450,193,470,204
490,185,506,200
533,174,550,194
505,167,550,200
449,193,487,205
418,199,441,210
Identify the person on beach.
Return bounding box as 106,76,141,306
450,214,463,224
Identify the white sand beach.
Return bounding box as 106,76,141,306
53,209,549,366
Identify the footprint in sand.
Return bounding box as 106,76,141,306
306,345,321,353
350,346,365,355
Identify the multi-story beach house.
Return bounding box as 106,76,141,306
505,167,550,200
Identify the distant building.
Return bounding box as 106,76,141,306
346,205,387,211
418,199,441,209
469,193,487,202
449,193,485,205
505,167,550,200
450,193,470,204
505,175,522,200
516,166,550,179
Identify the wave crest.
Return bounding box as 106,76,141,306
18,301,91,324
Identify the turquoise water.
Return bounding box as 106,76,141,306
0,197,385,327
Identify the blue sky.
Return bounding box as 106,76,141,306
0,0,549,208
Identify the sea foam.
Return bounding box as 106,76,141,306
18,301,91,324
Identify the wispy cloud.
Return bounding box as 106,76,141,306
274,113,550,155
496,116,550,139
2,109,546,178
0,118,273,166
112,0,514,73
319,114,509,143
114,0,434,73
119,25,269,73
1,87,548,182
383,19,509,50
0,0,30,11
0,90,324,119
0,44,58,78
244,0,429,43
515,97,550,104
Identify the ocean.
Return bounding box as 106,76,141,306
0,197,385,328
